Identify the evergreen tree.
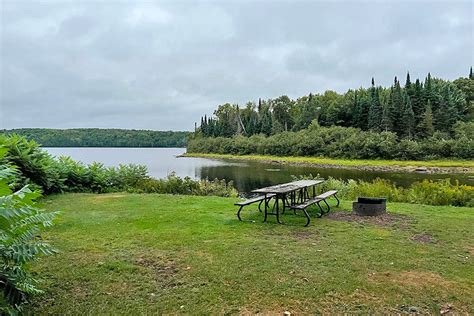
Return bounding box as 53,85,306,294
389,77,403,135
200,116,205,135
353,90,370,130
271,120,284,135
412,79,424,121
259,106,273,136
381,100,392,132
418,101,434,138
435,84,458,132
470,66,473,80
405,72,412,89
194,71,471,142
368,81,383,131
202,115,209,136
401,92,415,138
423,72,438,113
294,96,319,130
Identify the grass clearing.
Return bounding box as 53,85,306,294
31,193,473,314
184,153,474,170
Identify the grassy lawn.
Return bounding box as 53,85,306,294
184,153,474,169
31,193,473,314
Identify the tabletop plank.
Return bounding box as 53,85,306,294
251,179,324,194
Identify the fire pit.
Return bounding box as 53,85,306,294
352,197,386,216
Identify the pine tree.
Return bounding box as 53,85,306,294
202,115,209,136
200,116,205,136
470,66,473,79
259,106,273,136
412,79,423,122
353,90,370,130
207,118,214,137
418,101,434,138
401,92,415,138
423,72,438,113
381,100,392,132
405,72,412,89
368,80,383,131
435,84,458,132
389,77,403,135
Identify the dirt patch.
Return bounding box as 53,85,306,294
316,289,389,314
291,231,314,239
410,233,436,243
327,211,414,229
136,256,182,289
466,246,474,256
369,270,453,289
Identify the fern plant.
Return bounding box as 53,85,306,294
0,147,58,313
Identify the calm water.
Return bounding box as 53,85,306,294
44,147,473,193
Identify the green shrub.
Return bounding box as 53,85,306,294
406,179,474,206
292,174,473,207
0,135,150,194
187,125,474,160
133,172,238,197
0,135,238,198
0,148,58,313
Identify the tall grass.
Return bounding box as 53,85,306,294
294,175,474,207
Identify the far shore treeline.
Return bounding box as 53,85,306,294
0,128,191,147
189,70,474,160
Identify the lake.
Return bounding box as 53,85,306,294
44,147,473,194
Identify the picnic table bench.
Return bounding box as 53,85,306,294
236,180,340,226
251,180,323,225
289,190,339,221
235,193,276,221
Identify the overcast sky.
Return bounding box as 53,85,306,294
1,0,472,131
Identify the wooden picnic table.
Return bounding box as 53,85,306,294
251,180,324,224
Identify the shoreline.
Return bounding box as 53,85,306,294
181,153,474,174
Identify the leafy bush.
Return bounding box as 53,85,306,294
292,174,473,207
187,125,474,160
407,179,474,206
0,135,238,198
0,148,58,313
133,172,238,197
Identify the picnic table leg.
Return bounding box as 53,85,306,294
334,194,340,207
316,202,324,218
302,208,311,227
323,199,331,213
275,194,282,224
237,206,244,221
282,193,289,214
292,191,297,215
263,193,269,222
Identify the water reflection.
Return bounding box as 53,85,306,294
44,147,472,194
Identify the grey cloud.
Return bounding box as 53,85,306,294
1,0,472,130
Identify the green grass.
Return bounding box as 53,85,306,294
184,153,474,169
31,193,473,314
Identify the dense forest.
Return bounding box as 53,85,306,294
1,128,190,147
189,70,474,160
